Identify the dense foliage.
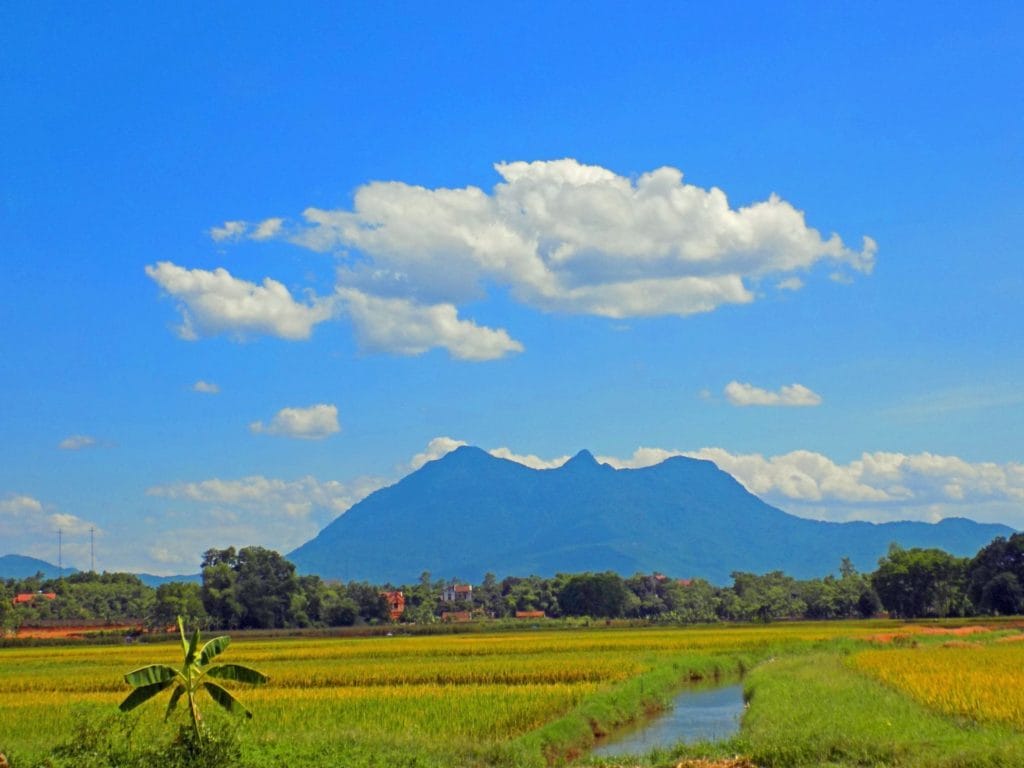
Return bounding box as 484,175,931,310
7,533,1024,631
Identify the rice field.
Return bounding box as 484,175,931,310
0,623,870,765
2,620,1011,767
853,634,1024,729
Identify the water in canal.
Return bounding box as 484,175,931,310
589,680,745,758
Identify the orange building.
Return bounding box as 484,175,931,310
381,590,405,621
12,592,57,605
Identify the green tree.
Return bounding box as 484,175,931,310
234,547,299,629
731,571,806,622
153,582,208,630
200,547,301,629
872,544,969,618
201,548,243,629
557,572,630,618
660,579,721,623
477,572,504,617
119,617,268,743
345,581,391,624
967,533,1024,614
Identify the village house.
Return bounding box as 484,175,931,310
441,583,473,603
514,610,545,619
12,591,57,605
381,590,405,621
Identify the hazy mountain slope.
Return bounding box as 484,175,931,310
0,554,77,580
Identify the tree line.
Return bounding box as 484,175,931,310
5,533,1024,631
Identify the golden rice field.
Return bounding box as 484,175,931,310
853,636,1024,729
0,622,887,765
6,620,1002,767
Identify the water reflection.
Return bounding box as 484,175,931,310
589,681,744,757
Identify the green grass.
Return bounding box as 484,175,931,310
729,651,1024,768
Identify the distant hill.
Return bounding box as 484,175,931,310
0,554,77,580
289,446,1014,584
136,573,202,587
0,554,199,586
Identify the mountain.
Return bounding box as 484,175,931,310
288,447,1014,584
0,554,199,586
136,573,202,587
0,554,78,580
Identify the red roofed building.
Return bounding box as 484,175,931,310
12,592,57,605
515,610,545,619
441,583,473,603
381,590,405,621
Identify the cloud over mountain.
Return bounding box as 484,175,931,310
407,438,1024,528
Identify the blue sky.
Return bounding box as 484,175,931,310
2,3,1022,574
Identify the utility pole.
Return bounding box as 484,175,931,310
58,528,63,574
90,527,95,572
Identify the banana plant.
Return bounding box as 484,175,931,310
119,616,268,741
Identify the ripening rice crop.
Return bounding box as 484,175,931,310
853,642,1024,729
0,628,690,759
0,622,889,762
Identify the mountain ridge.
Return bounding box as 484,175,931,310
0,554,199,586
288,446,1014,583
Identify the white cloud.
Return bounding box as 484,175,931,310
0,494,44,516
776,276,804,291
409,438,570,471
403,439,1022,527
251,217,283,240
181,160,874,360
209,220,247,242
250,403,340,440
589,445,1024,525
148,474,383,520
409,437,468,470
0,494,99,565
192,380,220,394
280,159,874,320
145,261,335,341
58,434,97,450
489,447,571,469
144,472,390,573
338,287,523,360
724,381,823,407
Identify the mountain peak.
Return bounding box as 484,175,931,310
570,448,596,462
562,448,601,469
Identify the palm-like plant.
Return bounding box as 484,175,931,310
119,616,268,741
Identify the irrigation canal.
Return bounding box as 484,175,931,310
589,680,745,758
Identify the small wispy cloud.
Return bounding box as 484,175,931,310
208,220,247,242
250,404,341,440
776,276,804,291
192,380,220,395
58,434,97,451
724,381,823,407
